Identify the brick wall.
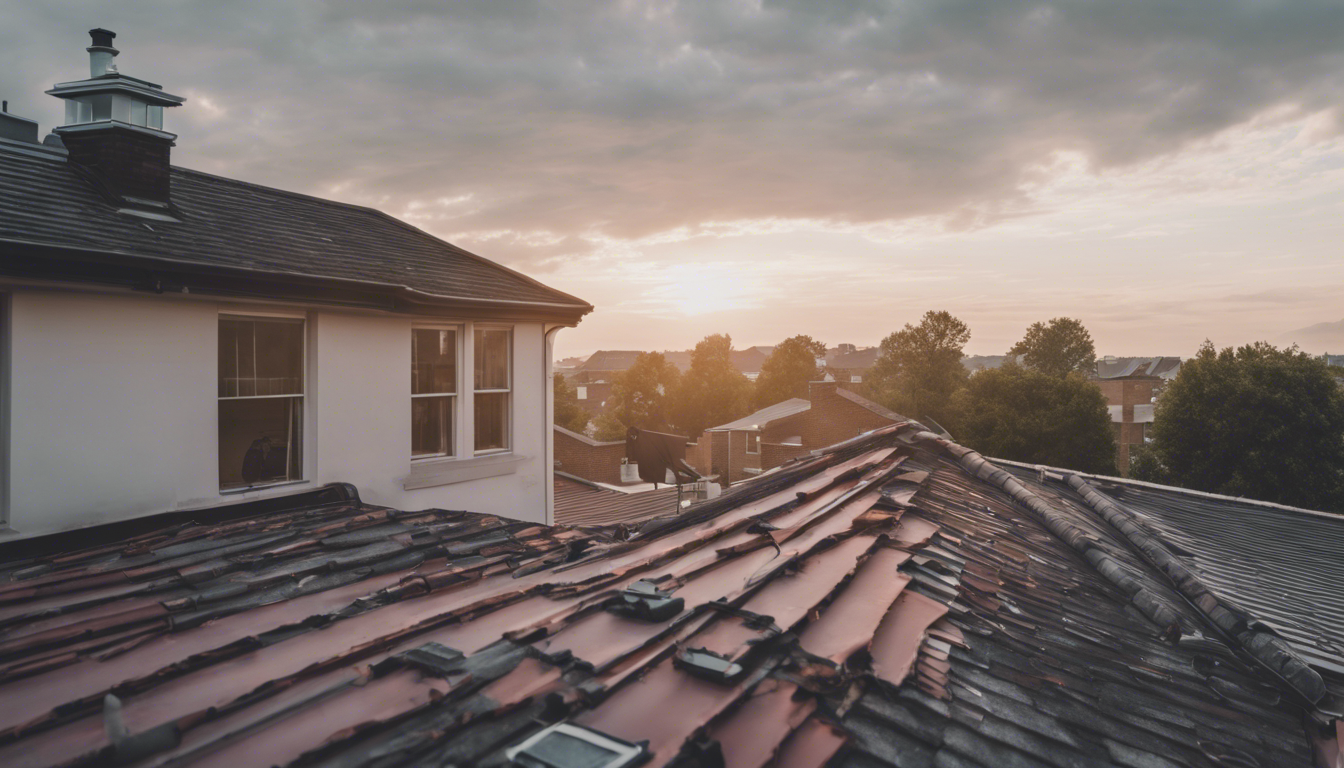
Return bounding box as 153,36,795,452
762,441,808,470
805,381,899,450
1097,378,1163,475
60,125,174,202
553,427,626,485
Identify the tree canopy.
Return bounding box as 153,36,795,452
592,351,681,441
754,335,826,408
1009,317,1097,378
1138,341,1344,511
552,373,591,434
670,334,754,437
868,310,970,425
950,363,1118,475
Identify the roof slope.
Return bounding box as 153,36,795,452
708,397,810,431
1095,357,1182,380
0,424,1333,767
579,350,645,372
836,387,905,421
553,474,683,526
0,143,589,313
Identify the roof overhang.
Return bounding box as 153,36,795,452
0,239,594,325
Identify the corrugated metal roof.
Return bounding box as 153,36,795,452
0,424,1334,767
0,143,590,314
1096,356,1183,380
708,398,810,432
553,474,683,526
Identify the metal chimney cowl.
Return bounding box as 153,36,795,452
46,28,186,212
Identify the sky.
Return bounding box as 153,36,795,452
3,1,1343,359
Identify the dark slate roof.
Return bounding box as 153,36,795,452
0,141,590,316
1095,357,1182,380
0,424,1336,767
553,474,684,527
708,397,811,431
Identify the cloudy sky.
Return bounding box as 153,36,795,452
3,1,1342,358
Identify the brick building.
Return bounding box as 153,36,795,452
1094,357,1181,475
553,426,627,485
691,380,905,483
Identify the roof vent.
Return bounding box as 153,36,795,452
504,722,649,768
672,647,744,684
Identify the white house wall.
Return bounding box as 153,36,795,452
3,289,551,539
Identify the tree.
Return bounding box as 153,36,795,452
670,334,754,437
1144,341,1344,511
949,363,1117,475
593,352,681,441
868,310,971,425
1009,317,1097,378
754,335,827,408
552,373,591,434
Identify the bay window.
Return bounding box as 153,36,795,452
474,327,511,453
219,315,304,490
412,327,458,458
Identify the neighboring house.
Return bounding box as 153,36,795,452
663,346,771,380
825,344,879,386
0,30,591,537
692,379,904,483
553,425,627,485
1,422,1339,766
565,350,641,416
1093,356,1182,475
552,471,682,526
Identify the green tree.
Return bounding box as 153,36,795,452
1009,317,1098,378
754,335,827,408
950,363,1118,475
552,373,591,434
670,334,754,437
1146,341,1344,511
868,310,971,425
593,352,682,441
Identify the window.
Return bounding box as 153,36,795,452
745,432,760,455
412,327,458,459
576,386,587,400
474,327,511,453
219,316,304,490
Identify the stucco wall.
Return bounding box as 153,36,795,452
2,289,552,538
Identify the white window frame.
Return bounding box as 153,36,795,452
218,310,308,493
473,324,513,455
745,431,761,455
411,323,462,461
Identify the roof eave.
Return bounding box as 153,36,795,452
0,239,594,325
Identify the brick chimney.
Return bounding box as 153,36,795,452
46,29,185,211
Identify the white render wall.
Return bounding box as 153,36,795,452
2,289,553,539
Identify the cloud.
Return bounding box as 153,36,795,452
4,0,1342,263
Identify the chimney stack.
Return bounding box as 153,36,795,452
46,28,185,212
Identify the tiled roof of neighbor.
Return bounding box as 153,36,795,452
579,350,649,373
1095,357,1183,380
0,423,1338,767
0,142,590,315
708,398,811,431
553,474,684,527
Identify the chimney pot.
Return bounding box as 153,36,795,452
89,28,117,49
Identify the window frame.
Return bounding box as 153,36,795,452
744,431,761,455
473,324,513,455
411,323,462,461
217,311,308,493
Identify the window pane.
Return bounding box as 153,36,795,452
474,392,509,452
474,329,510,390
412,396,454,457
219,317,304,398
412,329,456,395
220,397,301,489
